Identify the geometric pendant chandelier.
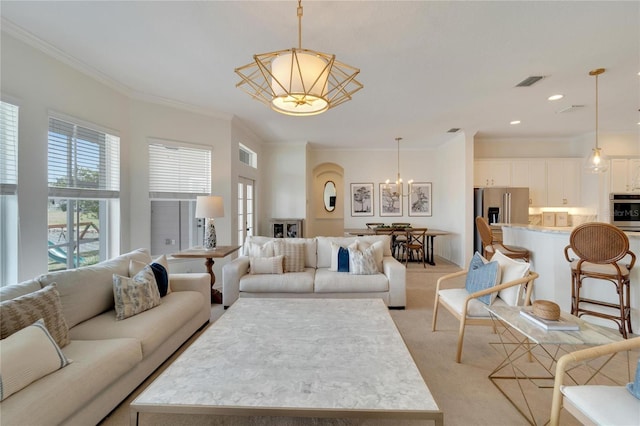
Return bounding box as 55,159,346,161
235,0,363,116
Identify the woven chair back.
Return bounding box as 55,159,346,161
475,216,494,246
569,222,629,264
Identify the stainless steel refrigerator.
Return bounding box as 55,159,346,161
474,187,530,254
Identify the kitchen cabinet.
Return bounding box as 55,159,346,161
610,158,640,193
474,160,511,187
546,159,581,206
510,159,547,206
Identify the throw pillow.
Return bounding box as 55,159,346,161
465,252,501,305
274,240,306,272
329,242,357,271
0,283,70,348
356,240,385,272
337,247,350,272
0,319,72,401
348,246,378,275
492,250,531,306
249,255,285,275
247,241,275,258
113,265,161,320
153,255,172,294
627,359,640,400
129,259,169,297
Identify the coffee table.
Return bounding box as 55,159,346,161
130,298,442,425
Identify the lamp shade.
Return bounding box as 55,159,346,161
195,196,224,219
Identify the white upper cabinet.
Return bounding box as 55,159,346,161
474,160,511,187
610,158,640,193
546,159,581,206
511,159,547,206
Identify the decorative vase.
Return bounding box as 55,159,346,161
204,219,217,249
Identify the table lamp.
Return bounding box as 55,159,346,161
195,196,224,249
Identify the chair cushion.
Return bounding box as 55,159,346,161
570,260,630,276
438,288,509,317
562,385,640,426
492,250,531,306
464,252,501,304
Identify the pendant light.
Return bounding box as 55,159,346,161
585,68,608,174
235,0,363,116
385,137,413,197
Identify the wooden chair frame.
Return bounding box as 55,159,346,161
432,269,538,363
549,337,640,426
402,228,428,267
475,216,530,261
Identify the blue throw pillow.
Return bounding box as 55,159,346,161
150,262,169,297
627,359,640,400
337,247,350,272
465,252,500,305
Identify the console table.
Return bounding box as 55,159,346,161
172,245,241,304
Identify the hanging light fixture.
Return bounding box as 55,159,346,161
385,137,413,198
234,0,363,116
585,68,609,173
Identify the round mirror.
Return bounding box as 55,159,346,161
323,181,337,212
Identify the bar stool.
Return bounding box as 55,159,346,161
563,222,636,338
475,216,530,261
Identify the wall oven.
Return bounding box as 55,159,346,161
610,193,640,231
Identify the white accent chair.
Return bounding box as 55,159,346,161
431,267,538,363
549,337,640,426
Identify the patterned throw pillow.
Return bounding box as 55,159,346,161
0,319,72,401
0,283,70,348
274,240,306,272
348,246,378,275
129,259,170,297
113,265,161,320
356,240,385,272
465,252,501,305
249,255,285,274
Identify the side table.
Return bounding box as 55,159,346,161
172,245,241,304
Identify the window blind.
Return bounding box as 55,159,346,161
0,101,18,196
48,117,120,199
148,141,211,200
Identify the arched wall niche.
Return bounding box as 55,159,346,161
310,162,344,237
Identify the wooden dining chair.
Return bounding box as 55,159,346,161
403,228,428,267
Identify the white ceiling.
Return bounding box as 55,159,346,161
1,1,639,150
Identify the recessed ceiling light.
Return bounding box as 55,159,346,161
510,120,521,125
548,94,564,101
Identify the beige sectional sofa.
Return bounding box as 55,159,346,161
222,235,406,309
0,248,210,426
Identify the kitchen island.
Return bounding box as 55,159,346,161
501,224,640,334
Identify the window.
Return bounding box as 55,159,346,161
48,116,120,271
1,100,19,284
237,177,255,245
148,139,211,255
239,143,257,168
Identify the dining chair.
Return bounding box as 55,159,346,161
549,337,640,426
476,216,530,261
564,222,636,338
403,228,428,267
432,250,538,363
365,222,384,230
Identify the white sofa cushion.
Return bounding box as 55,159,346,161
437,288,510,317
562,385,639,426
38,248,153,328
244,236,317,268
69,290,203,357
239,269,315,293
314,268,389,293
0,278,41,301
492,250,530,306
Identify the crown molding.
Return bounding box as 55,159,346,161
2,17,232,121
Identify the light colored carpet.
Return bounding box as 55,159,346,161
100,259,638,426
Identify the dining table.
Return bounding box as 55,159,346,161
344,227,450,266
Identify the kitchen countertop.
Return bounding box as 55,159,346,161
496,223,640,238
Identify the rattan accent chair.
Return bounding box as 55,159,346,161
475,216,530,261
564,222,636,338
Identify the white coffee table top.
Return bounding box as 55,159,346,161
131,298,440,420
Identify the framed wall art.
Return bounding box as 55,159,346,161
379,183,402,217
350,183,374,216
409,182,432,217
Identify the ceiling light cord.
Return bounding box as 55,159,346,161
297,0,303,50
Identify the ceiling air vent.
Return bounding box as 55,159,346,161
556,105,585,114
515,76,544,87
447,128,461,133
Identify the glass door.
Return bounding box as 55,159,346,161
238,177,255,246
